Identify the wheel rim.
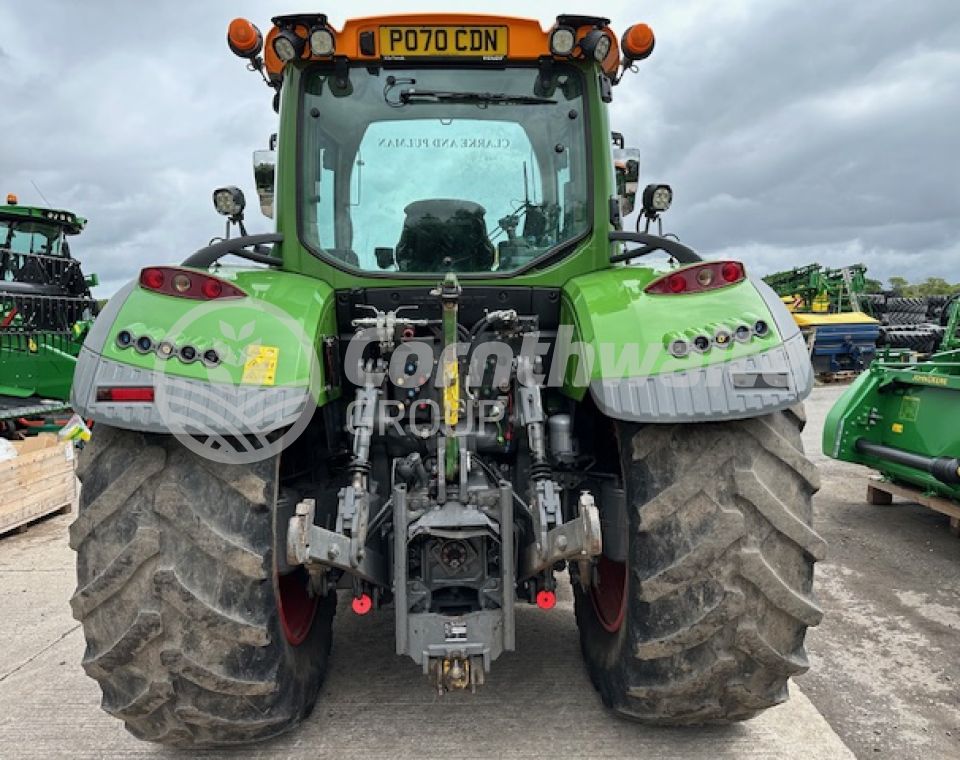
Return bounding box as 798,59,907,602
590,555,627,633
277,569,318,646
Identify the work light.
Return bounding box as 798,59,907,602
212,186,246,218
549,27,576,56
580,30,611,62
642,184,673,214
272,29,305,63
309,26,335,56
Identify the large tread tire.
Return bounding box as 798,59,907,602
575,408,825,724
70,426,334,747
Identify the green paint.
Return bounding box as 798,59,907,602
1,201,94,406
558,267,780,397
99,268,336,400
823,349,960,502
93,52,792,424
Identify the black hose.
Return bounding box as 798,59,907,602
855,439,960,485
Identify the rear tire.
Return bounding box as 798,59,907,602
574,408,825,724
70,426,334,747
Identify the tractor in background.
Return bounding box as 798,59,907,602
0,195,99,435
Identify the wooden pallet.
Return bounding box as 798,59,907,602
0,434,76,537
818,370,861,384
866,477,960,537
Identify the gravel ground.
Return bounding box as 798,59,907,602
797,384,960,759
2,384,958,758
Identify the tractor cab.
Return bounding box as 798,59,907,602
0,195,98,427
221,14,657,285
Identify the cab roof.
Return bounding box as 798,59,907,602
0,202,86,235
259,12,620,81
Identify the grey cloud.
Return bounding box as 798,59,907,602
1,0,958,294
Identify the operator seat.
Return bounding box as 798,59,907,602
395,199,495,272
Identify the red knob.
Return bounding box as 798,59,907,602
351,593,372,615
536,589,556,610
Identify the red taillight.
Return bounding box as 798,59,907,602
721,261,744,283
96,386,155,402
646,261,746,295
141,268,164,290
139,266,245,300
201,278,223,299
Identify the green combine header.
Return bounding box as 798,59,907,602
824,298,960,503
0,194,99,432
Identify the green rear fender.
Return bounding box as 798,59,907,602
71,268,339,432
558,267,815,422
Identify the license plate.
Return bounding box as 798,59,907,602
379,26,508,58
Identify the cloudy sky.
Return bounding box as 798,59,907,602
2,0,958,297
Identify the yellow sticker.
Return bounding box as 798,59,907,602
242,345,279,386
891,423,904,434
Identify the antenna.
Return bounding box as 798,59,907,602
30,180,52,207
522,162,530,207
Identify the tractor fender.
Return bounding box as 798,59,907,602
71,270,337,434
560,268,813,423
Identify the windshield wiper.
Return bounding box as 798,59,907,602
397,89,556,106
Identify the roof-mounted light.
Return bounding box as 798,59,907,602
309,26,335,56
5,193,17,205
549,26,576,56
621,23,655,62
227,18,263,59
579,29,612,63
272,28,305,63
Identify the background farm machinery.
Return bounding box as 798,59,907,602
0,195,98,435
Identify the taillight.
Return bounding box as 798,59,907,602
646,261,746,295
139,266,245,300
141,268,164,290
96,386,155,402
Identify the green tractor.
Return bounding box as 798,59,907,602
69,12,824,747
0,194,99,432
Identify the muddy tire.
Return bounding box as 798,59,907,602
574,408,825,724
70,426,334,747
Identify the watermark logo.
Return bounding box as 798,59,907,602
150,298,322,465
142,302,790,463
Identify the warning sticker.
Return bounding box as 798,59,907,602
898,395,920,423
242,345,279,386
